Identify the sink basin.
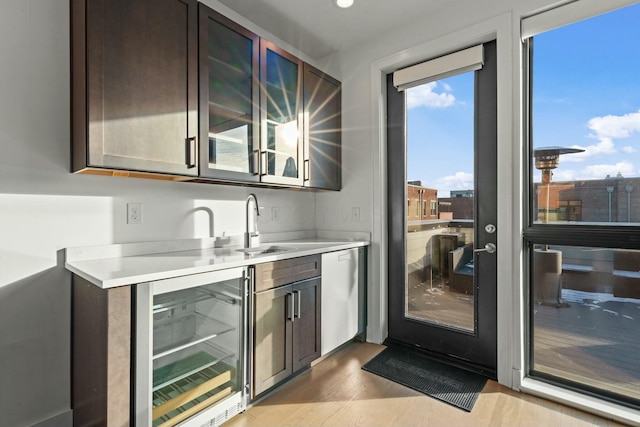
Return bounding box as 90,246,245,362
236,246,295,256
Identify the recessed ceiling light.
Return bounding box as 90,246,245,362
336,0,354,8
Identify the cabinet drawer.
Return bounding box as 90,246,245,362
254,255,321,292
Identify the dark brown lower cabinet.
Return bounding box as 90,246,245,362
253,277,321,397
291,279,322,372
72,276,132,427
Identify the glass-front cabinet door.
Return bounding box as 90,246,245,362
136,267,248,427
260,40,304,186
199,5,260,182
303,63,342,190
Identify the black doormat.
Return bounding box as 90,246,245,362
362,346,487,412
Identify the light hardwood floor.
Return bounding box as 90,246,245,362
223,342,627,427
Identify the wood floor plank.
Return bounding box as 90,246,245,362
223,342,627,427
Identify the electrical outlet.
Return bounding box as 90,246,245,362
127,203,143,225
272,207,279,220
351,207,360,222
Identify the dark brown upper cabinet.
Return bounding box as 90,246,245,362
259,40,304,187
71,1,342,188
198,4,260,182
303,64,342,191
71,0,199,177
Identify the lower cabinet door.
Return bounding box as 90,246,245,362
253,285,293,396
292,278,321,373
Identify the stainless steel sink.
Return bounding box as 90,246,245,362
235,246,295,256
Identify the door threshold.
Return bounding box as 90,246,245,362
383,338,497,380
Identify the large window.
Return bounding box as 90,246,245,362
524,1,640,408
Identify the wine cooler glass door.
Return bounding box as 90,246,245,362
136,267,247,427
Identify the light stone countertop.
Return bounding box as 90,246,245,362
65,237,369,289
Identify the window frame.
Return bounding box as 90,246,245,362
522,4,640,409
523,33,640,250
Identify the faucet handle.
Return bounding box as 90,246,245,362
249,233,260,248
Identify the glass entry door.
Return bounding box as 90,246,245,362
387,41,498,377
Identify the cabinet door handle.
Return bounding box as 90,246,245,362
260,152,267,176
252,150,260,175
185,136,196,168
287,292,294,322
303,159,310,182
294,290,301,319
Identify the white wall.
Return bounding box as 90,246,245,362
0,1,317,426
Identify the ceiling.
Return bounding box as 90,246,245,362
217,0,450,59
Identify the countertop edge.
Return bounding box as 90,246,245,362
66,239,369,289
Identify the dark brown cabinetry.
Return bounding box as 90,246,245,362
198,5,260,182
71,0,199,177
252,255,321,397
72,277,132,427
71,1,341,188
303,64,342,191
291,278,322,371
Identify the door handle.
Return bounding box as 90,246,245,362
252,150,260,175
303,159,310,182
474,243,497,254
293,290,301,319
185,136,196,168
287,292,295,322
260,152,267,176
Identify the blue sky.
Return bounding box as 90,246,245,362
407,2,640,195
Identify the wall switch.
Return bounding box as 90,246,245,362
127,203,143,224
351,207,360,222
272,207,279,220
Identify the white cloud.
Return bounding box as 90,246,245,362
533,169,576,183
406,82,455,109
566,110,640,162
432,171,473,195
623,146,637,154
580,161,636,179
563,139,616,162
549,169,576,182
588,110,640,140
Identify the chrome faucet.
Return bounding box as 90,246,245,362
244,193,260,248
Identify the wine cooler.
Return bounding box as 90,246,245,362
136,267,249,427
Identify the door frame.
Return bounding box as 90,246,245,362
386,40,498,378
367,13,518,388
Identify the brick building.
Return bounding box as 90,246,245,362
534,175,640,223
438,190,474,220
407,181,438,221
